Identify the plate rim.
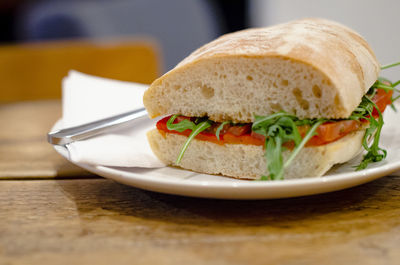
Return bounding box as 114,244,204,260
52,142,400,200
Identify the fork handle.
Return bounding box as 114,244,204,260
47,108,148,146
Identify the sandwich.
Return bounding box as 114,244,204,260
143,18,398,180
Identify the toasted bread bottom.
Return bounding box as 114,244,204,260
147,128,366,180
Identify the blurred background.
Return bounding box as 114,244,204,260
0,0,399,101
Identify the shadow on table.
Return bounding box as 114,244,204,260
56,175,400,231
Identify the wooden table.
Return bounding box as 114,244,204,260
1,100,400,265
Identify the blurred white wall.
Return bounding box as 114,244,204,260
250,0,400,81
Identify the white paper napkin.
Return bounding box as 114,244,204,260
62,70,165,168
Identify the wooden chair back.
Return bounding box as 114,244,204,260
0,39,160,102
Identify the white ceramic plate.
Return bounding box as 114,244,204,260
52,104,400,200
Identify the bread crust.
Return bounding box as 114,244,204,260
147,128,366,180
144,18,379,122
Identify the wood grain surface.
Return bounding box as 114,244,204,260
1,177,400,265
0,100,92,178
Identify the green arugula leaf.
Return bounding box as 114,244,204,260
358,64,400,168
381,61,400,70
215,121,230,141
166,115,213,164
348,96,373,121
166,115,196,132
392,94,400,103
392,80,400,88
252,112,323,180
253,112,295,130
344,86,389,170
175,120,212,164
355,96,387,170
264,136,283,180
284,120,325,169
372,80,400,93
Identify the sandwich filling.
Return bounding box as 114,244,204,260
156,80,398,180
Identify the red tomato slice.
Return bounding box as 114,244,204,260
227,124,251,136
372,88,393,117
302,120,362,146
